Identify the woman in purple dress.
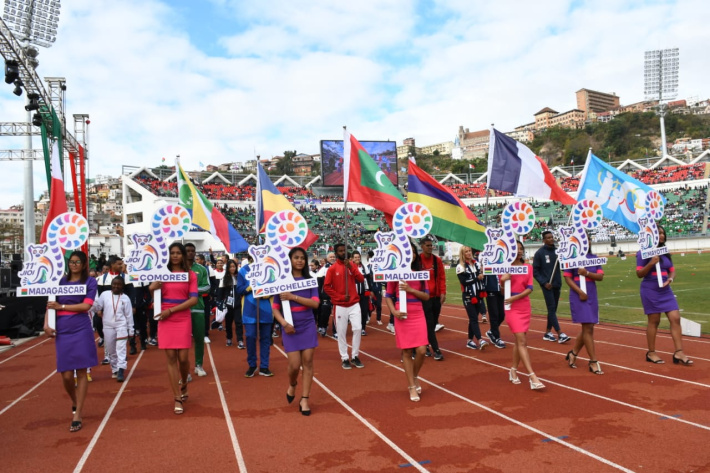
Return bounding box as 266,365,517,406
43,251,98,433
272,247,319,416
636,226,692,365
563,249,604,374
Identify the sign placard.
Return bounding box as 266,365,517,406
370,203,432,313
16,212,90,330
125,204,192,318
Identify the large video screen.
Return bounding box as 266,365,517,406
320,140,398,186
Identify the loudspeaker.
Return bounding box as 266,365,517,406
10,260,21,286
12,253,21,261
610,235,617,247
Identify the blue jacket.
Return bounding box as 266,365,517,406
236,264,273,324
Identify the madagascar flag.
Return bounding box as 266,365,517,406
408,159,488,250
256,163,318,249
176,160,249,253
343,130,404,225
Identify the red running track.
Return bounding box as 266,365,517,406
1,305,709,473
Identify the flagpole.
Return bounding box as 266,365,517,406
484,124,495,226
342,126,350,300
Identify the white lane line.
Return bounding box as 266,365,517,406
0,369,56,416
353,344,634,472
207,344,247,473
439,309,710,345
73,350,145,473
273,346,429,473
0,337,51,365
437,346,710,432
440,325,710,388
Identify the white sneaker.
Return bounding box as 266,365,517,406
204,336,211,344
435,324,445,332
376,320,383,325
195,365,207,377
387,324,395,333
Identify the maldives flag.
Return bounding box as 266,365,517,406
487,128,576,205
343,130,405,225
40,140,68,243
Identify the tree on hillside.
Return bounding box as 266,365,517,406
276,150,296,174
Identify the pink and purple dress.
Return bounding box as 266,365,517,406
505,264,534,334
385,281,428,350
563,256,603,324
273,277,319,353
158,271,197,350
636,251,679,314
55,276,99,373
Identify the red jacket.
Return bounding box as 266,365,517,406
323,259,365,307
419,253,446,298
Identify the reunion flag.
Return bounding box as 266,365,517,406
408,159,487,250
577,152,665,233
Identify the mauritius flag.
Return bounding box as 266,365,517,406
408,159,487,250
343,130,405,225
176,160,249,253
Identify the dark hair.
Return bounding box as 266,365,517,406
657,225,672,264
108,254,123,267
111,276,125,293
367,250,374,258
67,251,89,283
516,240,525,263
334,243,346,252
184,242,196,250
223,259,238,287
542,231,553,239
289,247,311,279
351,249,361,257
168,242,191,272
311,259,321,269
411,243,421,271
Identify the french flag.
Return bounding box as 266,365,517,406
487,128,576,205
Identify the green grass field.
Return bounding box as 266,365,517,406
445,252,710,333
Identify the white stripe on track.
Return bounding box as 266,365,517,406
274,346,429,473
440,325,710,388
73,350,145,473
354,344,634,472
438,347,710,432
206,344,248,473
0,369,55,416
0,337,51,365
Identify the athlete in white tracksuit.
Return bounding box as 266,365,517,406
94,276,134,381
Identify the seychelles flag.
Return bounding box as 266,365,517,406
487,128,576,205
176,160,249,253
255,163,318,249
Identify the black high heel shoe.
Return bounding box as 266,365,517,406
672,350,693,366
299,396,311,416
588,360,604,375
565,350,578,369
645,351,664,364
286,382,297,404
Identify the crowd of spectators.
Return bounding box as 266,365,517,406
560,163,706,192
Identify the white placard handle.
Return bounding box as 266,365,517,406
47,295,56,330
579,275,587,294
153,289,162,320
282,299,294,326
399,289,407,316
504,280,511,311
655,262,663,288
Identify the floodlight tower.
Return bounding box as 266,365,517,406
643,48,679,161
2,0,61,248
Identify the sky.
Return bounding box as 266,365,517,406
1,0,709,208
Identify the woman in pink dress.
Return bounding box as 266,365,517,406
383,246,430,402
149,242,198,414
500,241,545,390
